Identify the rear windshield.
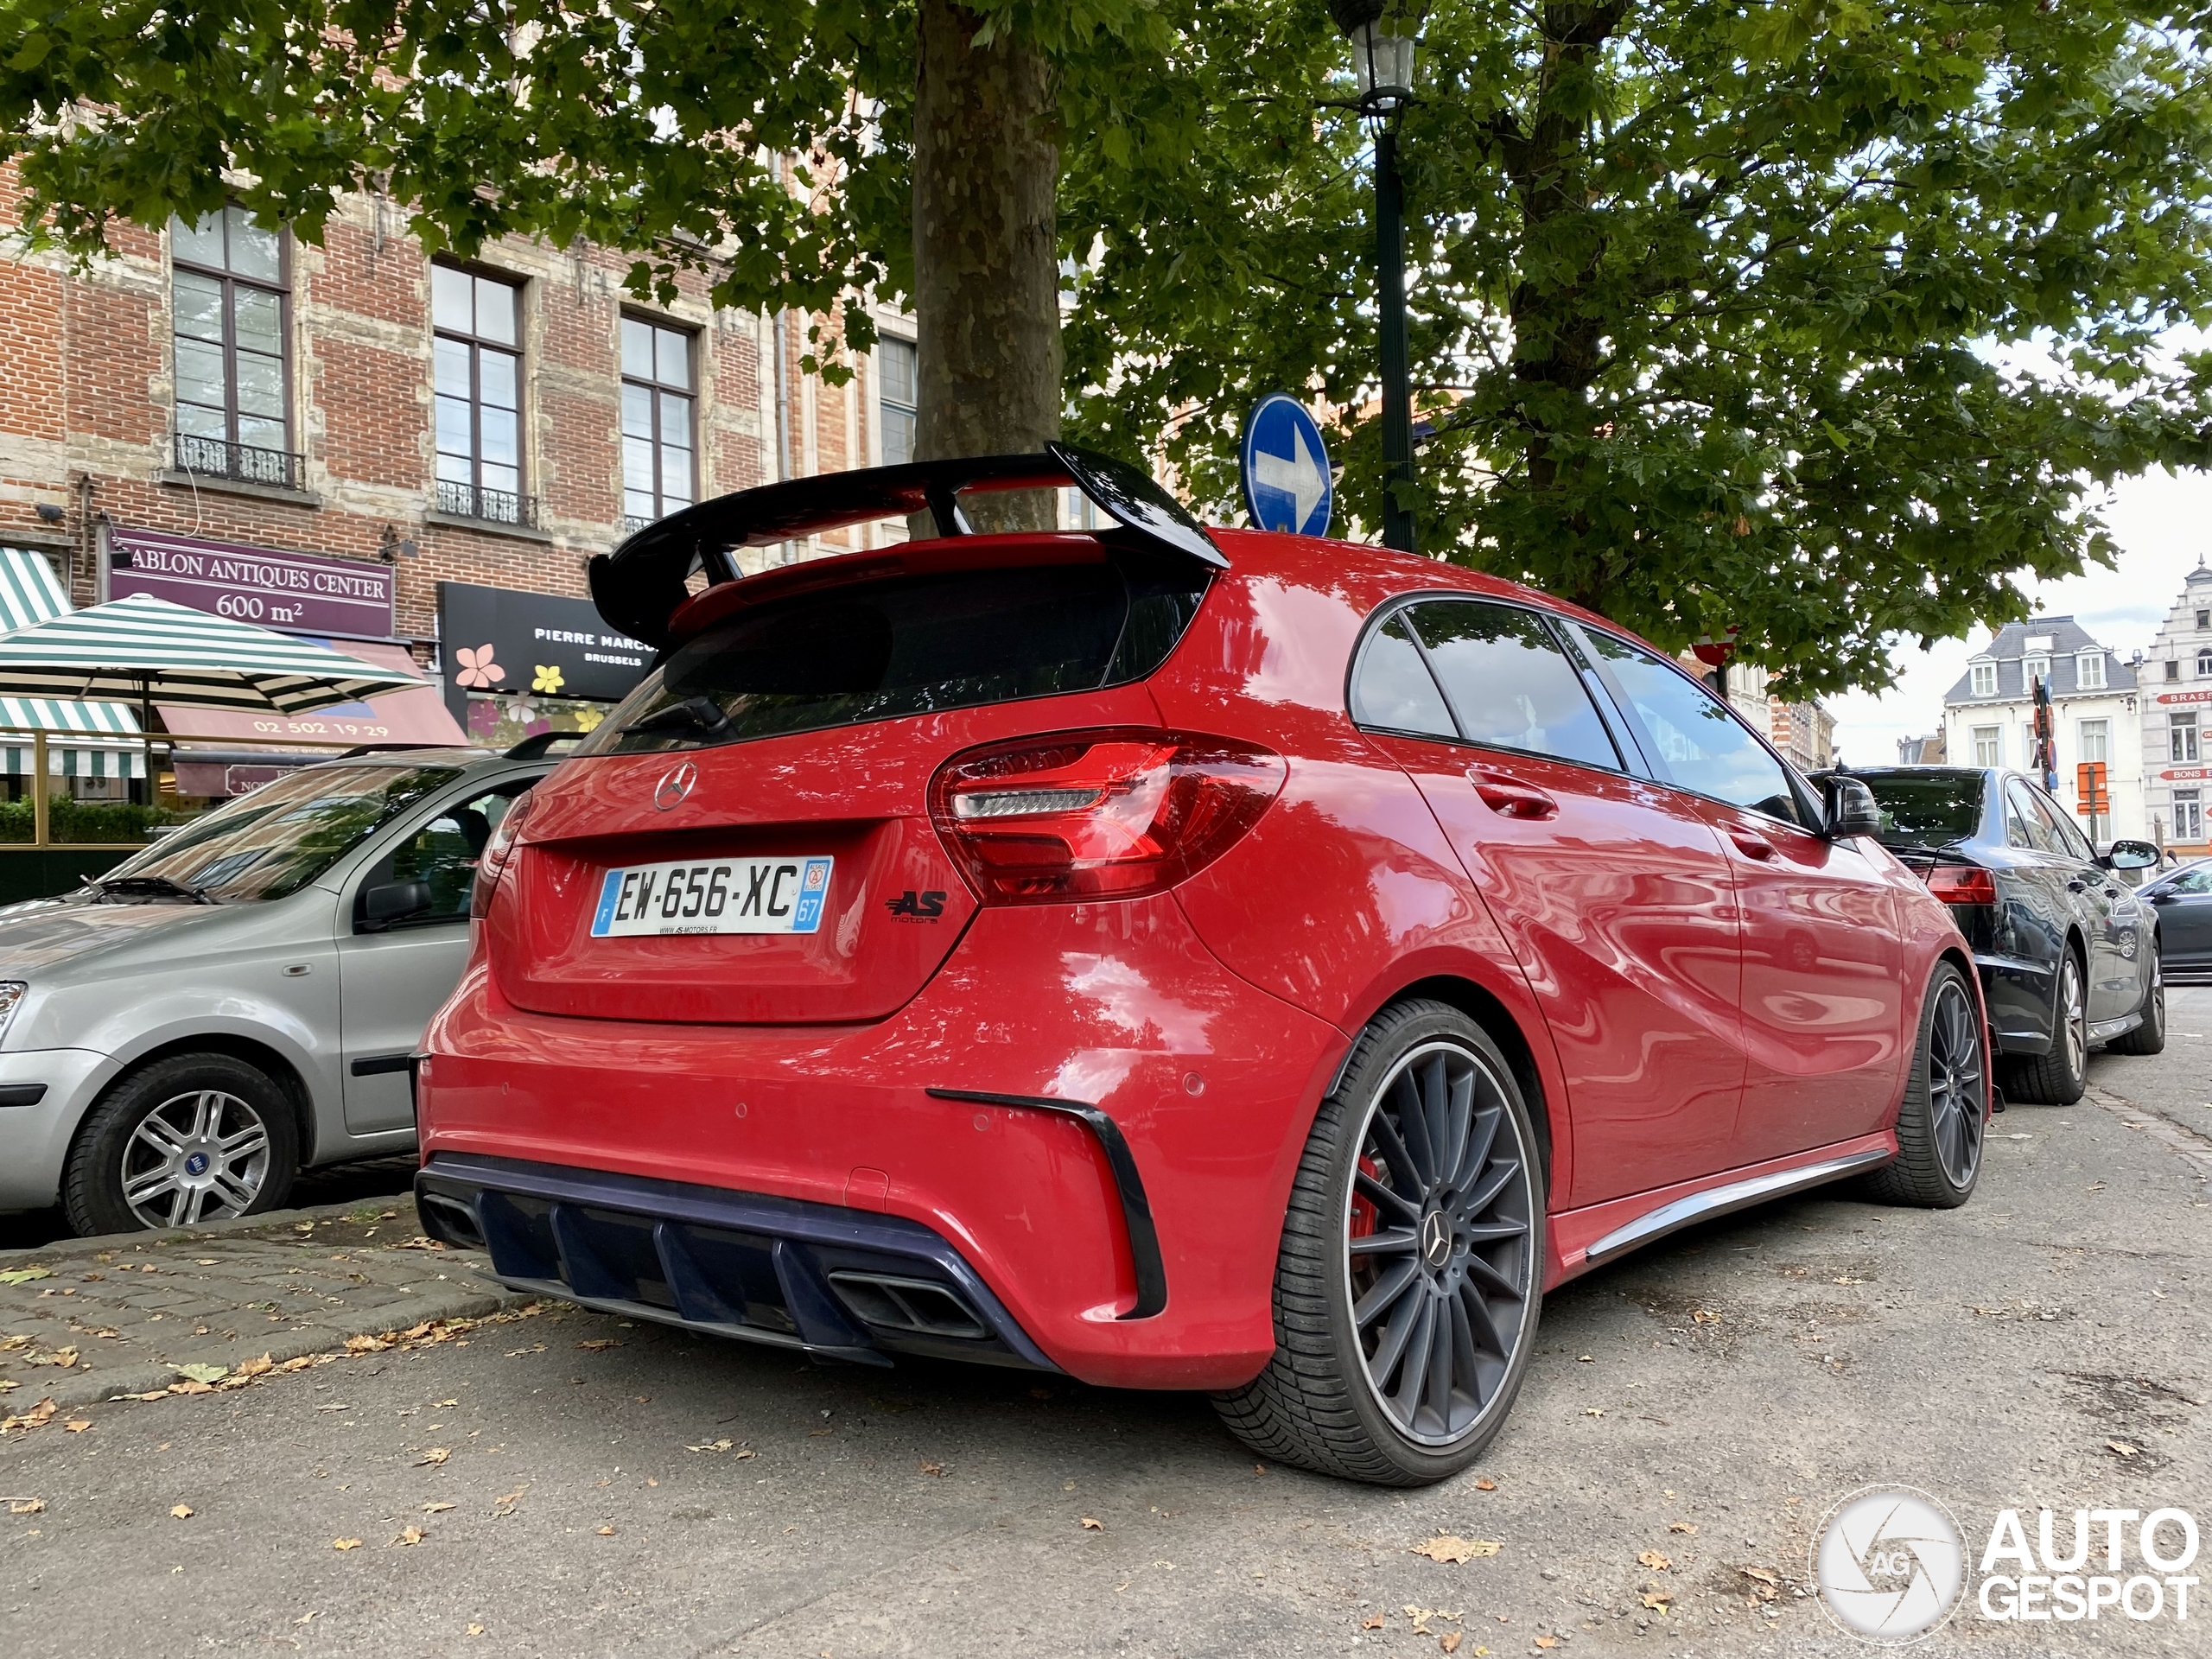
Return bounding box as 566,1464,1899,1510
582,550,1208,754
1859,772,1985,845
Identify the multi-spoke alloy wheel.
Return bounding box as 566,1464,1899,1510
1923,976,1985,1191
1213,1001,1544,1485
1864,963,1986,1209
1344,1041,1534,1446
63,1052,297,1237
121,1089,273,1227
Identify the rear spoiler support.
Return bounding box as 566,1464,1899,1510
589,443,1225,650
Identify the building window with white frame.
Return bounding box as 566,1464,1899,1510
2078,718,2108,764
878,337,917,467
1971,725,2000,766
2174,711,2202,764
2076,650,2106,690
2169,659,2184,682
2198,647,2212,677
2176,790,2204,842
170,207,294,486
1969,659,1997,697
2022,652,2050,686
620,315,696,531
432,264,528,524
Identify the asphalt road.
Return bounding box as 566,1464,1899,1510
4,994,2209,1659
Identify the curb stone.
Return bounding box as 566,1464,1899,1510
1,1192,540,1416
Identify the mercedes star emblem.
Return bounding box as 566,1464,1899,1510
654,760,698,811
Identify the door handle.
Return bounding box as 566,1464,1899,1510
1729,831,1777,861
1466,766,1557,820
2066,878,2088,893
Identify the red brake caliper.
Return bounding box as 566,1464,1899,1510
1349,1154,1380,1241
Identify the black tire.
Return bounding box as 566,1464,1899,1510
1211,1001,1544,1486
1862,963,1986,1209
2002,947,2088,1105
63,1052,298,1236
2106,946,2165,1056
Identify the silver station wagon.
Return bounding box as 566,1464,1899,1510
0,743,560,1236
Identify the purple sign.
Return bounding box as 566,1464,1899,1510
111,526,396,639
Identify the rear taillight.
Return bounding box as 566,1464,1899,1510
1924,863,1997,906
930,729,1285,905
469,788,537,921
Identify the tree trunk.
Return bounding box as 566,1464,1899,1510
912,0,1060,531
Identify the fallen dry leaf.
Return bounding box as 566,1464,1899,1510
423,1502,457,1514
1582,1408,1605,1418
2108,1440,2139,1459
1637,1549,1672,1571
595,1526,615,1536
236,1355,275,1378
1534,1639,1558,1651
1741,1567,1779,1586
167,1380,214,1396
1442,1635,1464,1654
1691,1309,1721,1325
918,1461,945,1477
1472,1478,1497,1491
1411,1535,1501,1564
1640,1589,1672,1612
10,1498,45,1516
687,1439,734,1453
1080,1516,1103,1530
418,1448,451,1466
170,1363,227,1385
1669,1521,1698,1535
467,1624,485,1637
576,1339,622,1352
393,1526,425,1547
333,1538,363,1551
63,1420,90,1433
343,1335,387,1355
170,1504,194,1520
1362,1614,1386,1630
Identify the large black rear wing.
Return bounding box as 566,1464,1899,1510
590,442,1225,650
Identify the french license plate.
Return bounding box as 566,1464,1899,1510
589,856,833,938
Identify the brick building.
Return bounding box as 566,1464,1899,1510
0,168,914,771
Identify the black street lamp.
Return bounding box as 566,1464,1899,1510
1331,0,1422,553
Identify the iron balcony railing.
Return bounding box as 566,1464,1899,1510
620,514,654,537
173,435,306,492
435,479,540,529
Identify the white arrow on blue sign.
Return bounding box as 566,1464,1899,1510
1240,394,1333,538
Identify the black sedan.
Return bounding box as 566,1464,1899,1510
1847,767,2163,1104
2139,857,2212,979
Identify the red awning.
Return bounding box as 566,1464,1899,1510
158,639,465,751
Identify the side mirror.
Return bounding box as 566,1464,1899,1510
2104,839,2159,872
1824,775,1883,840
359,878,434,931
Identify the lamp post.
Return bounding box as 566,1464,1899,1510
1331,1,1422,553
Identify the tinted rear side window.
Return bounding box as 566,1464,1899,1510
1350,613,1455,737
1859,774,1986,844
1405,601,1619,769
588,552,1206,753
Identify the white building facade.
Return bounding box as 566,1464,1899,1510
1942,616,2145,843
2136,558,2212,858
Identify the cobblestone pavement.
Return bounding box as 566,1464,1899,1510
0,1198,526,1414
1,995,2208,1657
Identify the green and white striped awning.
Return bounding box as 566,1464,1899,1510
0,592,421,715
0,548,145,779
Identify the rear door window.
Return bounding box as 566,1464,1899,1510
588,550,1207,753
1349,613,1455,738
1576,627,1812,827
2005,780,2061,854
1402,600,1620,769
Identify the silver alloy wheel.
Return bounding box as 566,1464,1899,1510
2061,956,2085,1075
1926,976,1986,1189
1342,1039,1536,1447
121,1089,273,1227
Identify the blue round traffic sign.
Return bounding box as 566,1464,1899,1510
1241,395,1333,538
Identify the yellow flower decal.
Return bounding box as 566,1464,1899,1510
531,664,565,695
572,706,605,733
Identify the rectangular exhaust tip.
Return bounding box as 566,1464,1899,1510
827,1271,990,1341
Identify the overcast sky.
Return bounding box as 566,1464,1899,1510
1828,464,2212,766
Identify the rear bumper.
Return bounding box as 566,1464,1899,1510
417,896,1349,1390
416,1153,1058,1370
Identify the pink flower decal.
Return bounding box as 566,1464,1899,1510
455,644,505,689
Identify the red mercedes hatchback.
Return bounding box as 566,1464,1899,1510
416,448,1986,1485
